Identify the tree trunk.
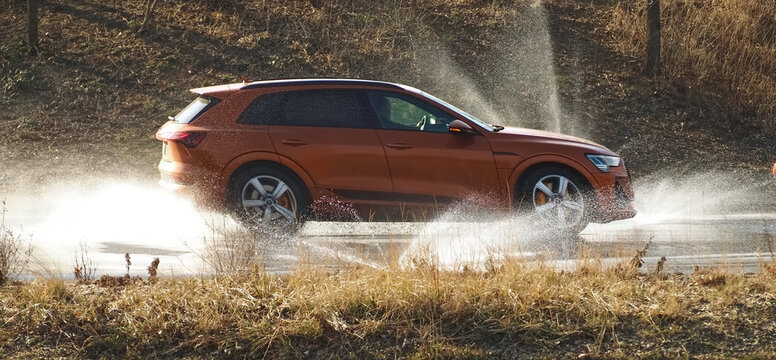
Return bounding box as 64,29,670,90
645,0,661,76
27,0,38,54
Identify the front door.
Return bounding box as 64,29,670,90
367,91,500,205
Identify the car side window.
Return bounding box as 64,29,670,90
238,90,378,128
237,92,283,125
366,91,454,133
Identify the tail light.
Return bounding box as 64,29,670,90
156,131,206,148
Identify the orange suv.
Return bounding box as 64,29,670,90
156,79,635,232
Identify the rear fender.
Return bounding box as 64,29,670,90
218,152,317,193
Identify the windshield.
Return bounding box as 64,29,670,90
418,91,495,132
173,96,214,124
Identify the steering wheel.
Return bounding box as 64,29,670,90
415,115,428,131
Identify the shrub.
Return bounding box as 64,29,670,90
0,201,32,286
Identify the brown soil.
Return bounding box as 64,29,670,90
1,0,774,192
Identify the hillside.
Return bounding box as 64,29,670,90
1,0,775,191
3,2,776,358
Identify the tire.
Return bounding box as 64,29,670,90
227,165,310,232
516,165,592,234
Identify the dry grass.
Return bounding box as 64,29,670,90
1,250,776,358
72,241,96,284
605,0,776,127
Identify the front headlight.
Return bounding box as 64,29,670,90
586,154,621,173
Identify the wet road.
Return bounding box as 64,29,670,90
3,179,776,278
267,214,776,275
7,212,776,278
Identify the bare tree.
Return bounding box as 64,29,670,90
645,0,661,75
27,0,38,54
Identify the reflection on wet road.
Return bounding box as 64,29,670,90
267,214,776,275
7,210,776,277
3,178,776,277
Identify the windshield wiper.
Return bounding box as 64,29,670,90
491,124,504,132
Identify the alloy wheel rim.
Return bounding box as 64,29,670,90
241,175,298,226
532,174,584,228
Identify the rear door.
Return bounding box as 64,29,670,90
241,89,393,194
366,90,500,202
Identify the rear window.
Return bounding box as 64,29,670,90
173,96,217,124
238,90,378,128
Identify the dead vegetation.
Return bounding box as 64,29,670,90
604,0,776,127
200,219,275,275
72,240,96,284
0,201,31,286
1,251,775,359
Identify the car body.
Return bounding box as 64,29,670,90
156,79,636,231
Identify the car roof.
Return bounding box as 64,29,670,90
190,78,417,98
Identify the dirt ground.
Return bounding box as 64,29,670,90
1,0,774,190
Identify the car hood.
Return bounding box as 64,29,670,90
490,126,617,156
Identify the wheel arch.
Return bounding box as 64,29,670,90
227,160,312,200
220,152,315,207
511,157,600,231
509,155,598,202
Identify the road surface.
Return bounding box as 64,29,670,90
3,179,775,278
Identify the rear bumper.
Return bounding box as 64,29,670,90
158,160,225,211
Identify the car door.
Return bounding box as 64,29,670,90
366,90,500,203
241,89,393,194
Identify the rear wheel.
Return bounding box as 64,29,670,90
518,166,592,233
228,166,309,232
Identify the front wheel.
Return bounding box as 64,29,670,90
518,166,592,233
228,167,309,232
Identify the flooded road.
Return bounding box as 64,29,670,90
3,175,776,278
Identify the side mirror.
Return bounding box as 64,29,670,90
448,119,474,134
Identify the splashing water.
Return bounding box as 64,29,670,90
415,44,504,126
398,205,581,271
495,0,566,132
399,171,776,271
629,171,774,223
8,180,218,276
4,169,774,276
413,0,575,135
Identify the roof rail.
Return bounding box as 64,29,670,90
240,78,404,90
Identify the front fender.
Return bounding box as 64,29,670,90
506,154,600,201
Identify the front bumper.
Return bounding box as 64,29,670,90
589,169,637,223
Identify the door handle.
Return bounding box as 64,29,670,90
281,139,307,146
386,143,413,149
